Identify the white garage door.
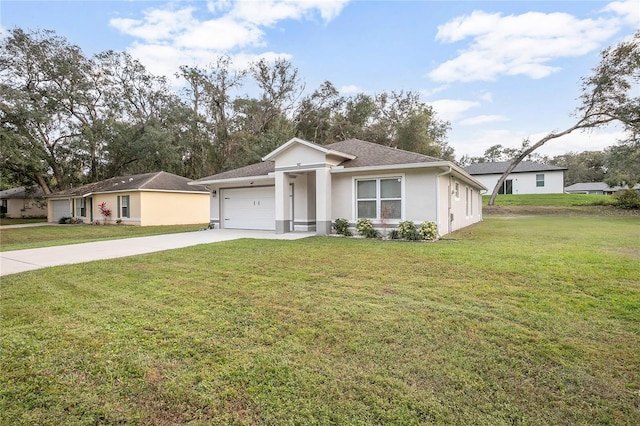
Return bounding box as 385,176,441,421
52,199,71,222
222,187,275,230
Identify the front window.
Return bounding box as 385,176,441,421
75,198,86,217
356,177,402,220
536,174,545,187
118,195,130,218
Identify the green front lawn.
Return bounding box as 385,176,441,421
2,215,639,424
0,223,208,252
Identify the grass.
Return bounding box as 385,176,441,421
0,217,47,226
484,193,615,206
0,223,208,252
1,214,639,425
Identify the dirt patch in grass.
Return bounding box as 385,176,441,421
484,204,640,217
604,247,640,259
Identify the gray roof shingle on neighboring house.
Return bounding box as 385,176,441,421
0,186,46,199
564,182,640,192
463,161,567,175
194,139,443,182
47,171,208,198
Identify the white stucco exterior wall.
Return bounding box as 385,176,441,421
472,170,564,194
449,178,483,232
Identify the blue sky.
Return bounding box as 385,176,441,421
1,0,638,159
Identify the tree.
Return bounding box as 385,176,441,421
294,81,344,143
295,85,453,158
0,28,96,193
604,135,640,187
95,51,188,178
179,56,247,175
488,32,640,205
549,150,607,186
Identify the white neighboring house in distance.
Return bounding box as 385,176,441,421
463,161,567,195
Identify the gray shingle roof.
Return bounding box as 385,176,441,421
195,162,275,182
326,139,440,168
47,172,207,197
564,182,640,192
194,139,442,182
463,161,567,175
0,186,46,199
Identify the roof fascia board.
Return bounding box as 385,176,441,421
470,167,567,175
330,161,453,174
192,175,274,186
331,161,487,191
449,164,488,191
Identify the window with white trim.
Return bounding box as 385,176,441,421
465,187,469,216
118,195,130,218
536,173,545,187
356,177,402,220
75,198,86,217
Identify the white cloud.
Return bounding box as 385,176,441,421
478,91,493,103
207,0,233,14
340,84,362,94
174,16,264,50
110,7,197,42
429,99,480,122
459,115,508,126
230,0,348,26
420,85,449,98
126,41,291,86
110,0,350,80
602,0,639,26
428,10,621,83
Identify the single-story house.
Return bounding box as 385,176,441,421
0,186,47,218
564,182,640,195
46,171,210,226
191,138,486,236
463,161,567,195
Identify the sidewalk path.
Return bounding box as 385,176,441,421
1,229,313,276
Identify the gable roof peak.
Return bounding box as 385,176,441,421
262,137,355,162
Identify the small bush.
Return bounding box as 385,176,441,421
356,218,379,238
389,229,400,240
397,221,419,240
333,218,352,236
615,189,640,209
418,221,438,240
59,217,83,224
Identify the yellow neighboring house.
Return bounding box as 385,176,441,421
46,171,210,226
0,186,47,218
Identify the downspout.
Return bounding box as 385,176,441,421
436,166,452,236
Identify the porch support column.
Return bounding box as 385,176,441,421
275,171,290,233
315,167,332,236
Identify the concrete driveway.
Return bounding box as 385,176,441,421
0,229,314,277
